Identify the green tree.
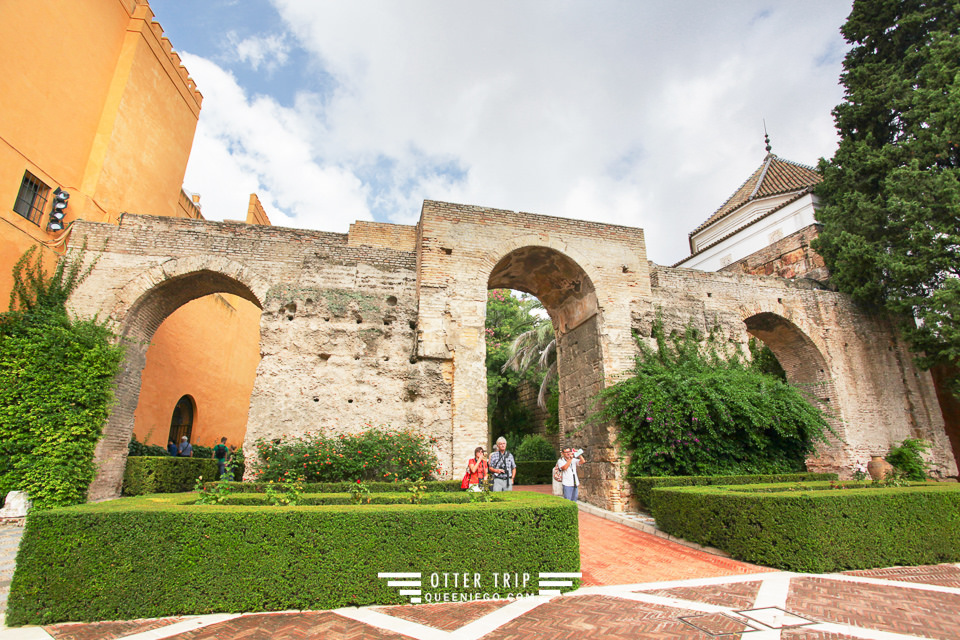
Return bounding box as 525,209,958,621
502,306,557,406
813,0,960,382
0,248,124,508
485,289,543,442
593,318,832,476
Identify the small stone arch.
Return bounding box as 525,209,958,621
87,259,266,501
743,311,846,470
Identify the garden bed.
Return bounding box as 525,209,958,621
7,490,579,625
649,481,960,572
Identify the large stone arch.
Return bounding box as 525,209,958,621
87,258,267,501
743,311,846,471
487,245,604,440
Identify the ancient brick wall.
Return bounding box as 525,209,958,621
348,221,418,252
69,215,449,500
68,204,957,510
637,265,955,486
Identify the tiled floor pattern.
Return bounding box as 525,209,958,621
1,567,952,640
45,618,186,640
843,563,960,588
373,600,512,632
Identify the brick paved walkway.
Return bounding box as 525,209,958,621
3,489,959,639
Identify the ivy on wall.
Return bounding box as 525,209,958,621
593,316,832,477
0,248,124,508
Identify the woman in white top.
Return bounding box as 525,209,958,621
556,447,586,501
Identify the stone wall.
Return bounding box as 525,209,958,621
67,203,958,509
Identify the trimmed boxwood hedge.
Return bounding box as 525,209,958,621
627,473,837,510
649,481,960,572
515,460,555,484
7,491,579,625
122,457,219,495
210,480,462,493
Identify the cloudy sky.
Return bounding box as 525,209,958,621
149,0,853,265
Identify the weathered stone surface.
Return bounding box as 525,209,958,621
0,491,30,518
68,203,958,510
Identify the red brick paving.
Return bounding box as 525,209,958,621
843,563,960,588
678,612,756,636
646,580,764,609
787,576,960,640
478,594,713,640
164,611,414,639
45,617,184,640
373,599,511,631
577,511,772,586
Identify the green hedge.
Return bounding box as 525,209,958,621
649,481,960,572
122,457,219,496
7,491,579,625
206,480,462,493
515,460,556,484
627,473,837,510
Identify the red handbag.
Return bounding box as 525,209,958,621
460,470,471,489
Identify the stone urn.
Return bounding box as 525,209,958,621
867,455,893,481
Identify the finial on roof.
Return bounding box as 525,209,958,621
763,119,772,153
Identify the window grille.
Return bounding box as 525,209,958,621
12,172,49,225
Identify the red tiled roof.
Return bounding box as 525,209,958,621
690,154,821,236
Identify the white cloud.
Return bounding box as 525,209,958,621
180,54,371,231
225,31,290,72
176,1,851,263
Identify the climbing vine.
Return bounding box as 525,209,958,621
0,248,124,508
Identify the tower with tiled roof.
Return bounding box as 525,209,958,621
674,136,828,280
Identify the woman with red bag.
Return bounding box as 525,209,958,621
460,447,488,490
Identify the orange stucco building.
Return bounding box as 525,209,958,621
1,0,261,452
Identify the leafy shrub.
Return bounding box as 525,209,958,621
254,426,440,482
122,457,219,496
649,481,960,572
128,435,169,457
627,472,837,510
0,248,124,509
6,492,579,625
515,434,556,462
593,317,832,477
886,438,931,481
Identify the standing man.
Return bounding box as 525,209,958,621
177,435,193,457
557,447,586,501
212,437,229,478
488,436,516,492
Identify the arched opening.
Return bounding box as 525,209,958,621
486,246,603,456
744,312,844,470
133,292,261,454
167,395,195,445
88,269,263,500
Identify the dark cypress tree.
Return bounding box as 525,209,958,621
813,0,960,377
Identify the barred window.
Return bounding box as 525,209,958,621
12,172,49,225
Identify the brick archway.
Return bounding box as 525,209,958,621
487,245,605,443
87,262,265,501
744,311,847,471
